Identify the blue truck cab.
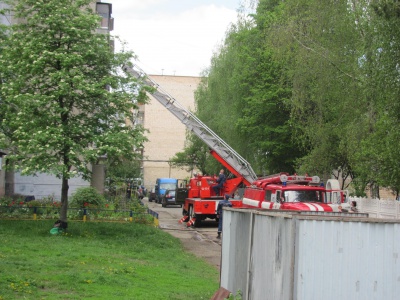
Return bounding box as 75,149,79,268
149,178,178,204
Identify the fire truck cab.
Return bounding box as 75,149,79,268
242,173,349,212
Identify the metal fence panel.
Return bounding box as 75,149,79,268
220,209,252,297
221,209,400,300
248,214,295,300
294,219,400,300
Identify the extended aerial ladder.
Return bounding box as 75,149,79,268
124,64,258,186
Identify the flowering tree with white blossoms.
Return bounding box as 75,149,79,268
0,0,149,224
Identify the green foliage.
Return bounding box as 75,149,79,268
105,159,143,196
0,220,219,299
70,187,105,208
228,290,243,300
106,159,142,183
262,0,400,193
0,195,153,223
190,0,400,195
193,4,303,176
169,133,211,175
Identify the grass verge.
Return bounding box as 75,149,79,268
0,220,219,299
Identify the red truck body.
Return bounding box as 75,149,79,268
180,172,349,226
242,173,349,212
180,173,245,227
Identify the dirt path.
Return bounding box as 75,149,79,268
144,198,222,270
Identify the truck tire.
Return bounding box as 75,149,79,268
194,218,202,227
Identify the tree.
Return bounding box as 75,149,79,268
106,159,142,183
352,0,400,193
0,0,148,224
257,0,400,194
193,2,303,176
169,132,213,176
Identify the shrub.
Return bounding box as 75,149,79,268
0,196,14,207
69,187,105,208
26,200,44,207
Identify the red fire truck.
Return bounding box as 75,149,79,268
125,64,349,226
242,173,349,212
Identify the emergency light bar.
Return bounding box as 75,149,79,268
280,174,320,184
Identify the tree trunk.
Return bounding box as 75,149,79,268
370,181,380,199
60,176,69,223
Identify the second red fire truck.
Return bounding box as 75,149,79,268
242,173,349,212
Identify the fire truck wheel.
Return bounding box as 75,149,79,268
194,218,202,227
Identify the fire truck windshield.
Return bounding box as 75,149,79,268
283,190,323,203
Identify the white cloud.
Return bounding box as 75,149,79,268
109,1,238,76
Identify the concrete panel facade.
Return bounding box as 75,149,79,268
143,75,201,190
13,172,90,200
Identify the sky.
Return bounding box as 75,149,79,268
108,0,242,77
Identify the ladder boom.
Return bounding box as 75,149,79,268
125,64,258,184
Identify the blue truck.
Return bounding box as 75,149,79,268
149,178,178,204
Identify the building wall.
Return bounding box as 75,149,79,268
142,75,201,190
13,172,90,200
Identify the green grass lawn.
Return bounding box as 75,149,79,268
0,220,219,299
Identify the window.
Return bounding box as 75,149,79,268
264,190,272,201
276,191,281,202
283,190,323,203
160,183,176,190
96,3,113,30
